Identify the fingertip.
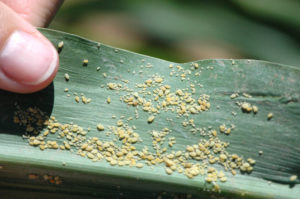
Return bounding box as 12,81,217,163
0,30,59,93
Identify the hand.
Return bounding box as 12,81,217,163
0,0,63,93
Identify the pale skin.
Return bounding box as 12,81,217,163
0,0,63,93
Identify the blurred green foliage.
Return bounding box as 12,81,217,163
50,0,300,66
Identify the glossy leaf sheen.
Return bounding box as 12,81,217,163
0,29,299,199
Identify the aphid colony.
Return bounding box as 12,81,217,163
13,60,262,193
28,173,63,185
14,107,256,190
15,43,282,192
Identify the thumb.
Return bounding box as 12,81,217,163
0,2,58,93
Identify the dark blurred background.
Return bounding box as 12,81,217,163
50,0,300,66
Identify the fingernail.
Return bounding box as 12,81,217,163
0,30,57,85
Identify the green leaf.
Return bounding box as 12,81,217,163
0,28,299,199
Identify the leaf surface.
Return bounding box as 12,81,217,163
0,28,299,199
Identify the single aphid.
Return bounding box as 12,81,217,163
219,124,226,133
96,67,101,71
242,93,252,98
225,128,231,135
58,41,64,48
136,163,144,168
193,63,199,69
165,167,173,175
267,113,273,120
39,145,46,150
252,105,258,114
64,73,70,81
148,115,155,123
97,43,101,49
87,153,95,159
219,154,227,161
57,41,64,52
64,88,69,92
86,98,92,103
230,93,238,99
117,120,123,127
211,130,217,137
220,177,227,182
74,96,80,103
83,59,88,66
205,176,213,183
290,175,297,182
97,124,105,131
259,150,263,155
154,77,163,83
82,96,87,104
107,97,111,104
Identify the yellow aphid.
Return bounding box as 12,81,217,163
97,124,105,131
230,93,238,99
231,170,237,176
193,63,199,69
64,73,70,81
87,153,94,159
225,128,231,135
107,97,111,104
145,79,153,85
247,158,256,165
154,77,163,83
220,177,227,182
290,175,297,182
219,124,226,133
231,154,238,159
165,167,173,175
241,102,252,112
186,146,194,152
218,171,225,178
136,163,144,168
211,130,217,137
39,145,46,150
58,41,64,49
82,96,87,104
176,89,184,96
252,105,258,113
107,83,117,90
267,113,273,120
205,177,213,183
247,166,253,173
83,59,88,66
117,120,123,127
86,98,92,103
75,96,80,103
148,115,155,123
243,162,250,168
219,154,227,161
